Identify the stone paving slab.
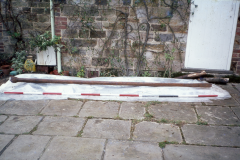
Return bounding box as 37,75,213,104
0,135,51,160
182,124,240,146
164,145,240,160
119,102,145,120
0,101,6,107
79,101,119,118
40,137,105,160
82,119,131,140
41,100,82,116
149,103,197,123
33,116,85,136
231,107,240,118
104,140,162,160
0,115,7,123
0,116,42,134
205,98,239,107
233,83,240,92
133,121,182,142
0,135,14,152
166,102,202,106
0,100,49,115
196,106,240,125
219,84,240,95
233,95,240,105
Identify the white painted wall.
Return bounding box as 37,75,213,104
185,0,239,70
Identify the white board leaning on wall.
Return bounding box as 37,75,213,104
185,0,240,70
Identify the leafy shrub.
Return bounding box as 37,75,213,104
11,51,26,74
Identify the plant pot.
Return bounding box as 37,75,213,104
52,69,59,75
2,65,10,69
62,71,69,76
2,68,10,76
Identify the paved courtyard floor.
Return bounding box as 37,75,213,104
0,84,240,160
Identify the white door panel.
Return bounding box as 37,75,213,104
185,0,239,70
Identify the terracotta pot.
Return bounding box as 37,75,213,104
63,71,69,76
2,68,10,76
2,65,10,69
53,69,59,75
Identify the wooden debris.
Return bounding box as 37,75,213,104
175,71,207,79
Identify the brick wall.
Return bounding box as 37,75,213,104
1,0,187,76
54,0,187,76
232,8,240,74
2,1,240,75
0,22,4,53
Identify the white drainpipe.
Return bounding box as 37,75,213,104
50,0,61,73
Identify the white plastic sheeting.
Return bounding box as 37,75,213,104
0,74,231,102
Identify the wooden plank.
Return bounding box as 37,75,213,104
10,77,212,87
175,71,206,79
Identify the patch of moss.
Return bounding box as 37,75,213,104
159,141,178,148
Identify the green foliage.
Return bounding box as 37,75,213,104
100,68,118,77
8,31,21,38
0,53,12,66
11,51,26,74
144,112,154,121
196,121,208,125
142,71,152,77
159,141,178,148
29,31,61,52
160,118,168,123
77,66,85,77
164,52,174,61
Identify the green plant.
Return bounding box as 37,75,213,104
87,116,94,119
77,66,85,77
160,118,168,123
196,121,208,125
29,31,61,52
77,131,83,137
142,71,152,77
159,141,178,148
11,50,26,74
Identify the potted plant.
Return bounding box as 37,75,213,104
29,31,62,52
1,65,11,76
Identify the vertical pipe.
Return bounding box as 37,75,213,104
50,0,61,73
50,0,55,39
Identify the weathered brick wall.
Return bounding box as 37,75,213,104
232,7,240,74
2,0,240,76
0,22,3,53
56,0,187,76
1,0,51,55
1,0,187,76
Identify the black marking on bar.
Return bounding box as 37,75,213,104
158,95,178,97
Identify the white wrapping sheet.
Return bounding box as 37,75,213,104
0,74,231,102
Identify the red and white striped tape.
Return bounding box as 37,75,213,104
3,92,218,98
